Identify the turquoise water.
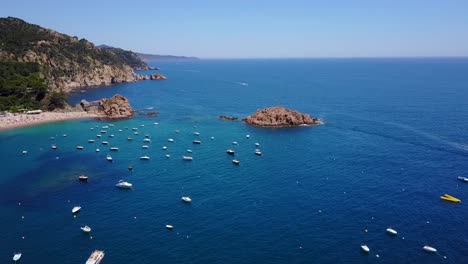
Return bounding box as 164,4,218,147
1,58,468,263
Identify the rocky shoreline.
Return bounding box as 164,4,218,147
243,106,321,127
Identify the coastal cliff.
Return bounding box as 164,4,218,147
0,17,149,93
244,106,320,127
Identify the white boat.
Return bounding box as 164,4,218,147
423,245,437,253
246,134,250,138
143,138,151,142
165,154,171,158
361,245,370,253
211,136,215,140
72,206,81,214
175,129,180,133
140,156,150,160
100,130,107,134
13,253,21,262
182,156,193,161
22,150,28,154
142,145,149,149
109,134,115,138
62,134,67,137
110,147,119,151
187,149,193,153
76,146,84,150
108,124,114,127
118,129,123,132
255,150,262,155
255,143,260,147
79,175,89,181
96,134,102,138
102,126,109,129
95,148,100,152
232,141,238,145
457,176,468,182
88,139,95,143
194,132,200,136
86,250,105,264
116,180,133,189
134,132,139,135
141,124,145,127
90,127,94,130
81,225,92,233
132,128,138,131
193,140,201,144
386,228,397,235
52,145,57,150
166,224,174,229
181,196,192,203
233,159,240,165
226,149,235,155
168,138,174,142
154,122,159,125
101,141,109,145
106,155,113,161
162,146,168,150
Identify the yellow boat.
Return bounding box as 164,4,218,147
440,194,461,203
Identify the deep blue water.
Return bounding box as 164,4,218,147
1,58,468,263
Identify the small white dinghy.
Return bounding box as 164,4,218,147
166,225,174,229
81,225,92,233
106,155,113,161
116,180,133,189
140,156,150,160
168,138,174,142
181,196,192,203
76,146,84,150
142,145,149,149
13,252,21,262
72,206,81,214
386,228,398,235
361,244,370,253
95,148,100,152
423,245,437,253
109,147,119,151
182,156,193,161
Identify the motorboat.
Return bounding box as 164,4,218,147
110,147,119,151
109,134,115,138
226,149,235,155
86,250,105,264
52,145,58,150
440,194,461,203
182,156,193,161
457,176,468,182
127,137,133,141
361,245,370,253
232,159,240,165
102,126,109,129
165,154,171,158
116,180,133,189
194,132,200,136
132,128,138,131
232,141,238,145
386,228,397,235
72,206,81,214
255,150,262,155
140,156,150,160
96,134,102,138
134,132,139,135
88,139,95,143
96,148,100,152
181,196,192,203
193,140,201,144
211,136,214,140
13,253,21,262
79,175,89,181
90,127,95,130
76,146,84,150
118,129,122,132
423,245,437,253
168,138,174,142
106,155,113,161
246,134,250,138
22,150,28,154
101,141,109,145
143,138,151,142
255,143,260,147
162,146,168,150
166,224,174,229
100,130,107,134
81,225,92,233
142,145,149,149
187,149,193,153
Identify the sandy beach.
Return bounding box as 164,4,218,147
0,111,97,131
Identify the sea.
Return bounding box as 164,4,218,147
1,58,467,263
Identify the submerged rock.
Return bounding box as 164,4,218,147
218,115,239,121
244,106,320,127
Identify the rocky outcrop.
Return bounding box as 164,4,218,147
244,106,320,127
135,74,150,81
150,73,167,80
218,115,239,121
81,94,133,119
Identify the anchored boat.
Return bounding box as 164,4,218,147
86,250,105,264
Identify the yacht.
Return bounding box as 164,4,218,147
226,149,235,155
142,145,149,149
386,228,397,235
168,138,174,142
255,150,262,155
76,146,84,150
193,140,201,144
88,139,95,143
101,141,109,145
85,250,105,264
423,246,437,253
232,159,240,165
140,156,150,160
166,224,174,229
13,253,21,262
79,175,89,181
96,134,102,138
110,147,119,151
181,196,192,203
81,225,92,233
72,206,81,214
194,132,200,136
52,145,58,150
182,156,193,161
361,245,370,253
116,180,133,189
106,155,113,161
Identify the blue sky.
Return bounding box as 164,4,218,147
1,0,468,58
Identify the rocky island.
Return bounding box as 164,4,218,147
244,106,321,127
80,94,134,120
